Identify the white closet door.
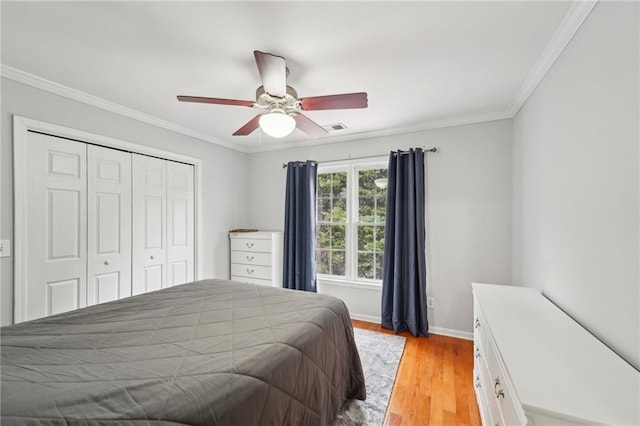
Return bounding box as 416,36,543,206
87,145,132,305
24,132,87,321
166,161,194,286
132,154,167,295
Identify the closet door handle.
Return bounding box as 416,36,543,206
104,260,110,266
150,255,154,260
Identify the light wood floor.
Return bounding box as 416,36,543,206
352,320,482,426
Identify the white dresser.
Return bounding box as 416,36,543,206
472,283,639,426
229,231,283,287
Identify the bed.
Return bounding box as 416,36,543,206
1,279,366,425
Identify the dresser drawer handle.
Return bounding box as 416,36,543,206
475,318,480,328
246,255,254,261
246,243,254,248
475,377,481,389
496,389,505,400
494,377,501,391
246,268,255,274
475,347,481,359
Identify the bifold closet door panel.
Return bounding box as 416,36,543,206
24,132,87,322
132,154,167,295
166,162,195,287
87,145,132,306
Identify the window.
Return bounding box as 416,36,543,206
316,160,387,284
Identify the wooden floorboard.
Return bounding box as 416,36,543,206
353,320,482,426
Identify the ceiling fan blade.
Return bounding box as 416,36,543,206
177,95,254,107
254,50,287,98
293,113,328,138
233,114,263,136
300,92,368,111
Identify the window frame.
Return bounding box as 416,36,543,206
316,157,388,286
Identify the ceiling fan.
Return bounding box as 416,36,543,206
177,51,368,138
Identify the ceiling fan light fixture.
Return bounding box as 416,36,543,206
259,110,296,138
374,178,388,189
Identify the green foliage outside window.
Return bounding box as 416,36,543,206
317,171,347,276
316,167,387,281
356,168,387,280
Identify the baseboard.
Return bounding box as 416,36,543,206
429,326,473,341
350,313,381,323
350,314,473,341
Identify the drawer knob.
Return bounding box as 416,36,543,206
246,243,254,248
104,260,110,266
246,255,254,261
247,268,254,274
475,347,481,359
475,318,480,328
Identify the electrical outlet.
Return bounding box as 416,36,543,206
427,297,434,308
0,240,10,258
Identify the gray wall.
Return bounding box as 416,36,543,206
1,78,249,326
512,1,639,369
246,120,513,337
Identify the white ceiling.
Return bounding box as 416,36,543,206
2,1,587,153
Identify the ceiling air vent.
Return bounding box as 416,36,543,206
322,123,347,132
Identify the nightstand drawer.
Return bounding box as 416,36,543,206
230,238,272,253
231,263,272,280
230,251,272,266
231,275,274,287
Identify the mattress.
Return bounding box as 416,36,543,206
1,279,366,425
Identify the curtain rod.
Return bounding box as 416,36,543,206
281,147,437,168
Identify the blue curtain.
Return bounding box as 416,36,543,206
381,148,428,337
283,161,318,292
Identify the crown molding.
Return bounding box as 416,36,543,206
0,65,246,153
245,111,511,153
505,0,598,117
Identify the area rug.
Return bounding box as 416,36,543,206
334,328,407,425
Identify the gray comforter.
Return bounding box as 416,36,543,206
1,279,366,425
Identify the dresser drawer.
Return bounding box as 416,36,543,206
479,355,504,426
231,263,272,280
474,300,489,360
231,275,274,287
499,383,525,426
484,335,525,425
230,251,272,266
230,238,272,253
474,369,492,426
485,334,503,393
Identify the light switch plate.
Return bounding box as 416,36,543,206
0,240,10,257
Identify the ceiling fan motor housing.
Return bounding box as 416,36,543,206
255,85,300,115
